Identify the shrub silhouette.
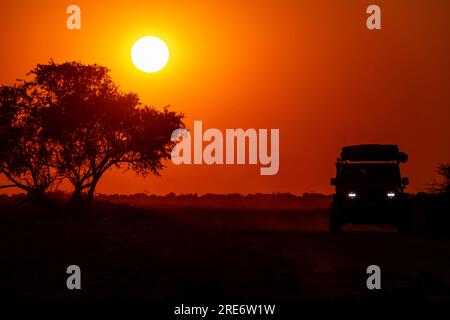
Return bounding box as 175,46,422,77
0,61,184,207
429,163,450,195
436,163,450,195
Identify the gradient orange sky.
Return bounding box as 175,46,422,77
1,0,449,195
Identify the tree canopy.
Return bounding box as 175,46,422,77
0,61,184,206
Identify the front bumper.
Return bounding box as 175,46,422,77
331,198,409,224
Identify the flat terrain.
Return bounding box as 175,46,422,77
1,203,450,301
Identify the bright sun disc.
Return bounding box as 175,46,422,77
131,36,169,73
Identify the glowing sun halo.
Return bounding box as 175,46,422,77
131,36,169,73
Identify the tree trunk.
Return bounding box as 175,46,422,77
27,190,53,210
86,177,99,206
69,186,83,206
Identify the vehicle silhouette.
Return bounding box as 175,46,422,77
329,144,411,235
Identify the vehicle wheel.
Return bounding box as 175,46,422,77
329,212,342,235
397,209,413,235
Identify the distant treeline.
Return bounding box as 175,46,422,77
0,192,332,210
97,192,332,210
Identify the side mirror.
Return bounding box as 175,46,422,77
398,152,408,163
402,177,409,186
330,178,338,186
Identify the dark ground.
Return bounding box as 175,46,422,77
1,202,450,302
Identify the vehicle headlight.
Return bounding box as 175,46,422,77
347,192,357,199
387,192,396,198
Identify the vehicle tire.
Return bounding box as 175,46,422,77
329,211,342,235
397,208,413,235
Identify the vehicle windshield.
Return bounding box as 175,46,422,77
340,163,401,185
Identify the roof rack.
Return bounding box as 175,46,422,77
339,144,408,163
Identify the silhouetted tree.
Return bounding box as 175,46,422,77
431,163,450,194
32,61,184,206
0,61,184,207
0,85,60,203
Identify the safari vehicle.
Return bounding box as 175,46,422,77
329,144,411,235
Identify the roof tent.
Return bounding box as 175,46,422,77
340,144,407,163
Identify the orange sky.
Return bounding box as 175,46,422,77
1,0,449,195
